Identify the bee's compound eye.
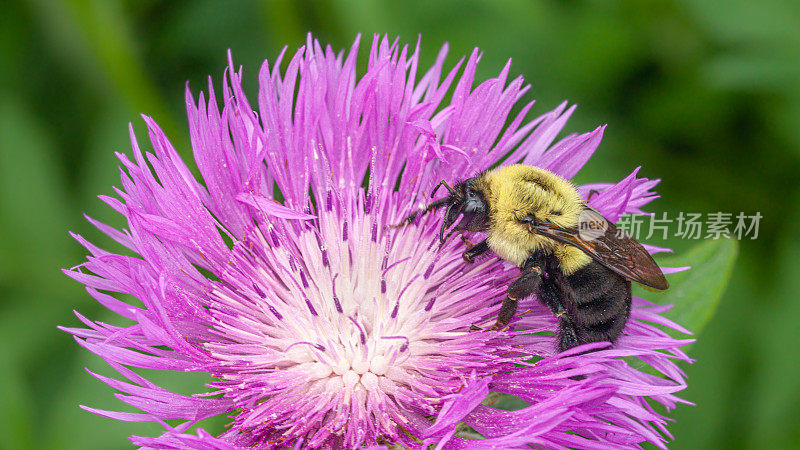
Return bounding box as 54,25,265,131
463,191,485,214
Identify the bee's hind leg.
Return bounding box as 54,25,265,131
538,277,567,317
558,317,588,355
537,276,584,353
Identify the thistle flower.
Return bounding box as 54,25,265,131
63,35,693,449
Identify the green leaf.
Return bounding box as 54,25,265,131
486,392,529,411
644,238,739,335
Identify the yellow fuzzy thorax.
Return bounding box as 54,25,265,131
478,164,591,273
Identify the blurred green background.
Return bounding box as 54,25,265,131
1,0,798,448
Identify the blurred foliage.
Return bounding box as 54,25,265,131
651,238,738,336
0,0,797,448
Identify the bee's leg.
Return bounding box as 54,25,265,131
516,266,581,352
537,277,583,352
586,189,601,202
538,278,567,317
390,197,449,228
558,316,581,353
488,266,542,330
462,239,489,263
388,210,419,229
491,296,520,331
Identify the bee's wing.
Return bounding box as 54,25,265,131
534,215,669,291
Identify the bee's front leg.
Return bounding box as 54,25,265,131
462,239,489,263
390,197,450,228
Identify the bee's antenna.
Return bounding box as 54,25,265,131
431,180,454,198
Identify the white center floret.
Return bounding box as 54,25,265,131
217,214,444,395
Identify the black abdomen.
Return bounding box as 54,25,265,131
551,260,632,352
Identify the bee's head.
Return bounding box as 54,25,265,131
435,178,490,243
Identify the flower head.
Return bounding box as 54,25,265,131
63,35,692,449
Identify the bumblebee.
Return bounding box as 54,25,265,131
395,164,668,352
